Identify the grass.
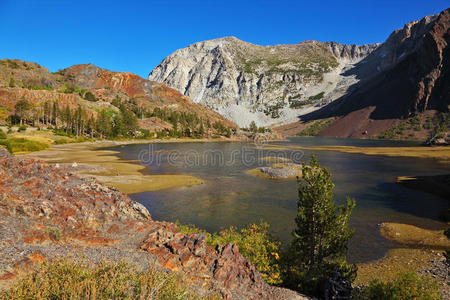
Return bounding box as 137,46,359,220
0,137,49,154
379,223,450,250
256,144,450,165
23,142,205,194
354,271,442,299
0,259,211,300
259,156,292,163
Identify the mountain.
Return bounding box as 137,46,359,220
149,37,377,127
0,59,235,138
299,8,450,139
149,9,449,141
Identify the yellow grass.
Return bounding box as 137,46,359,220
21,141,205,194
254,144,450,164
259,156,291,163
380,222,450,250
356,248,440,285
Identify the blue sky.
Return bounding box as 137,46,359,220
0,0,448,78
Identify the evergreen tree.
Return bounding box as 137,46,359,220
249,121,258,133
284,155,356,297
14,98,33,125
52,102,59,127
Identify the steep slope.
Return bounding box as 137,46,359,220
0,59,235,137
302,8,450,139
149,37,377,127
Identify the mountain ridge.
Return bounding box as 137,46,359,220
149,36,378,127
149,9,449,139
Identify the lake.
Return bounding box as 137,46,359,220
109,137,450,263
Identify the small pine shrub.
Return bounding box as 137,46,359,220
18,125,27,132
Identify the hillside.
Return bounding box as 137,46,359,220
282,8,450,140
0,59,236,139
149,37,377,127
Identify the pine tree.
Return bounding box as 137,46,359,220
14,98,33,125
249,121,258,133
52,102,59,127
284,155,356,296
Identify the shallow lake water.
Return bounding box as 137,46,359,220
109,137,450,263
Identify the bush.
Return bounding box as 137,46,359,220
176,221,282,284
54,138,69,145
0,259,208,299
356,271,441,300
210,222,282,284
18,125,27,132
0,129,6,139
0,140,12,153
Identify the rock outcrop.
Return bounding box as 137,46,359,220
149,37,377,127
0,148,307,299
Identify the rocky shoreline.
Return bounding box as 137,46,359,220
0,147,308,299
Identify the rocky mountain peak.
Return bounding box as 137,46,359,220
149,36,377,127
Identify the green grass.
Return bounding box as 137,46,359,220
0,137,49,153
1,259,212,300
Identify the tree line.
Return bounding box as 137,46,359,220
10,97,232,139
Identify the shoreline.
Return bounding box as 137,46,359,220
254,144,450,164
356,222,449,297
20,138,232,194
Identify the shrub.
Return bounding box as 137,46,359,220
18,125,27,132
356,271,441,300
45,227,62,241
54,138,69,145
0,129,6,139
0,259,208,299
210,222,282,284
0,140,12,153
176,221,282,284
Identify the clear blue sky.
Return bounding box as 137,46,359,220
0,0,448,78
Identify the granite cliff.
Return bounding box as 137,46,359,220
149,37,377,127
